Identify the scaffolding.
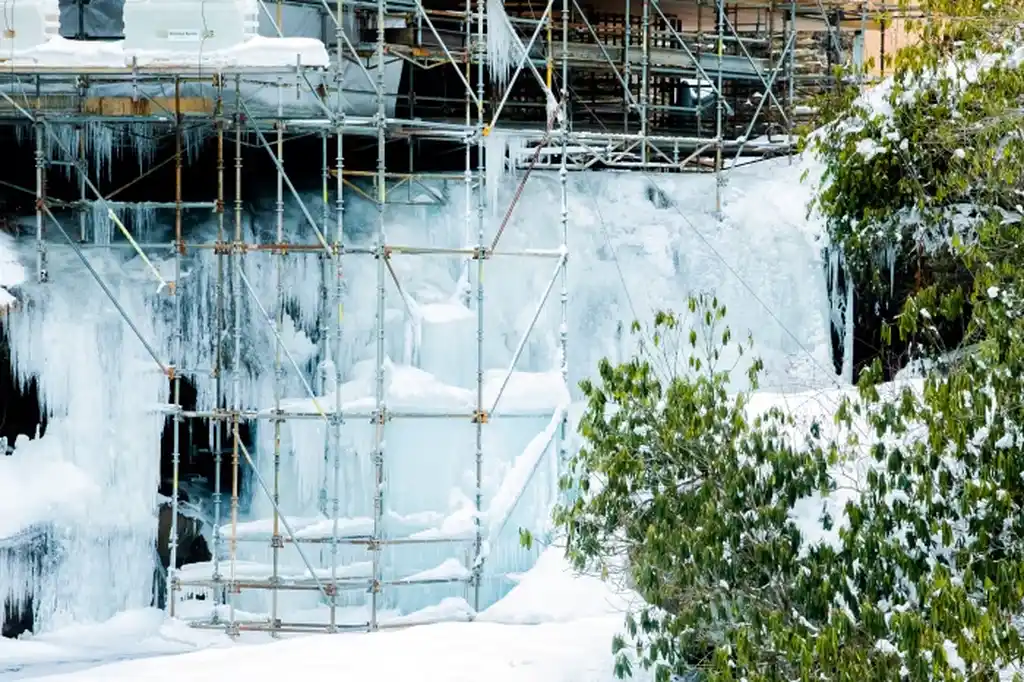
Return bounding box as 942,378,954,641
1,0,912,637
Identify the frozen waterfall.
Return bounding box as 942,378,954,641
0,156,835,633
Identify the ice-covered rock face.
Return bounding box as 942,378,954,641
0,155,832,632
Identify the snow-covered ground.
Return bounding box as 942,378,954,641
1,547,646,681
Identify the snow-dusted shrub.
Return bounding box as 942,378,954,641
555,292,1024,680
553,3,1024,680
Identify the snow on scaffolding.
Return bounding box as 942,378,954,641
218,509,476,544
176,557,469,587
268,362,571,417
175,559,373,585
0,35,329,69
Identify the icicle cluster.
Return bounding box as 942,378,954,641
825,245,855,383
484,131,524,214
486,0,518,88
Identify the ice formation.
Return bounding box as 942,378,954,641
486,0,517,87
484,131,526,213
825,246,855,383
0,232,25,311
2,250,169,630
12,121,163,181
0,137,834,633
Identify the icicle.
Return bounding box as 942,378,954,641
885,242,897,297
2,264,169,630
132,204,158,243
320,360,337,396
86,122,116,182
484,131,524,214
183,125,207,165
842,278,854,383
505,133,525,173
487,0,517,87
92,202,113,246
825,246,854,384
46,125,79,180
485,131,507,214
131,123,158,172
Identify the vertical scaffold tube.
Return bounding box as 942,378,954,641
558,0,568,489
77,129,86,241
462,10,472,310
640,0,649,165
371,0,387,630
34,120,46,283
788,0,796,161
271,78,286,636
714,0,724,215
228,75,244,635
472,0,486,613
168,77,184,619
212,85,226,619
624,0,631,133
319,130,331,518
329,16,346,628
696,2,702,138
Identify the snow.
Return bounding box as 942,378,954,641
14,616,642,682
479,547,638,624
4,35,329,68
0,441,99,539
485,407,565,543
1,545,645,681
0,608,231,679
400,559,471,583
744,379,927,556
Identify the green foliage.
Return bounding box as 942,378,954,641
808,0,1024,307
556,294,836,679
558,10,1024,679
557,288,1024,679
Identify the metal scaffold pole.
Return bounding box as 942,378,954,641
715,0,724,215
34,119,46,283
212,81,227,620
228,73,245,637
270,76,286,637
329,0,347,630
319,130,331,520
77,128,86,241
788,0,796,154
168,76,185,618
472,0,486,612
371,0,388,630
640,0,649,164
462,3,472,315
558,0,569,486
